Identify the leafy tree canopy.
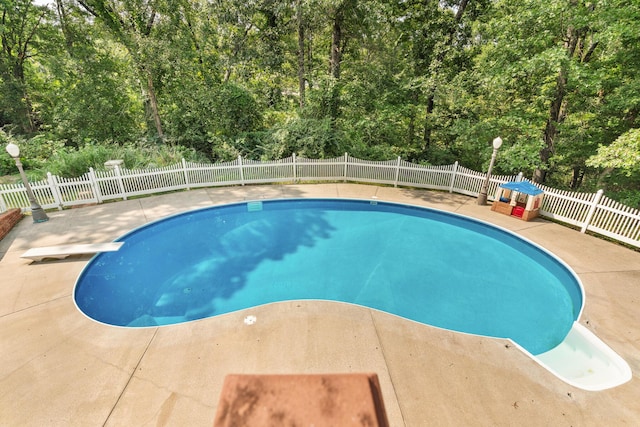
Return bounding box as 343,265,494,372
587,129,640,176
0,0,638,204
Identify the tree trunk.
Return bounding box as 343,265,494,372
407,91,419,147
535,67,567,183
422,91,435,151
297,1,305,109
56,0,75,52
306,30,313,88
329,7,343,80
21,85,36,133
146,72,164,140
596,166,614,189
223,24,253,83
422,0,469,151
569,166,585,189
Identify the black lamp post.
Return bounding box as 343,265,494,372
5,142,49,223
477,137,503,205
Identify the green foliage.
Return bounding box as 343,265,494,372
0,1,56,133
0,130,65,175
163,82,263,158
39,142,208,178
43,51,144,145
304,77,342,121
587,129,640,175
216,84,264,136
43,143,114,177
591,168,640,209
0,0,638,206
0,130,20,176
261,117,342,159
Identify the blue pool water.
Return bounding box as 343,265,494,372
74,199,583,355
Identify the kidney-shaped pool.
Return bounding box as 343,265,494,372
74,198,583,355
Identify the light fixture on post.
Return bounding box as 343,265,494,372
477,136,503,205
5,143,49,223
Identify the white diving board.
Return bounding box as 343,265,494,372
21,242,124,262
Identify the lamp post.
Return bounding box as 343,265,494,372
477,136,503,205
5,143,49,223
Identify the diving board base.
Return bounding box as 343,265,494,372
21,242,124,262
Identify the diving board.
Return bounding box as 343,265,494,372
21,242,124,262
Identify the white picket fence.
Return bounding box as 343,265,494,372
1,153,639,248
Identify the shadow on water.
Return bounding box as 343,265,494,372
76,200,336,326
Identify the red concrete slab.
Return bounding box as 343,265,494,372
214,373,389,427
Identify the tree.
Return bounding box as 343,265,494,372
296,0,306,109
586,128,640,207
587,129,640,176
76,0,165,139
389,0,487,161
466,0,637,185
0,0,51,133
535,0,600,184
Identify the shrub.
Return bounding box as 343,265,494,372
261,117,342,159
0,130,65,177
42,141,209,177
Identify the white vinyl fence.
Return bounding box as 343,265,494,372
1,153,639,248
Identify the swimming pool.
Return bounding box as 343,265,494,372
74,198,583,356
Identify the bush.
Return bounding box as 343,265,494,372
0,130,65,177
163,82,264,158
0,130,17,176
42,141,209,178
261,117,342,159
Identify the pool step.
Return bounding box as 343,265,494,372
532,322,631,391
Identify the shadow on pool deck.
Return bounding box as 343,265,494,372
1,183,640,426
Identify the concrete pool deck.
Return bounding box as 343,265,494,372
1,183,639,426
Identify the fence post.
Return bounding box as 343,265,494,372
394,156,401,187
238,155,245,185
292,153,297,182
448,161,459,193
516,172,524,182
114,165,127,200
47,172,64,210
343,152,349,182
88,168,103,203
182,158,191,190
581,189,604,233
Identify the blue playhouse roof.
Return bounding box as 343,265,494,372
499,181,544,196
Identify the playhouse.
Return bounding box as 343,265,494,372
491,181,544,221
